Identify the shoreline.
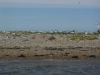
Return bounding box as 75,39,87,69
0,47,100,60
0,32,100,60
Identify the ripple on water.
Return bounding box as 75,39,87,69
0,59,100,75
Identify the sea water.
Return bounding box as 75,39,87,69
0,59,100,75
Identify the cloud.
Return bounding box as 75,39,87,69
0,0,100,8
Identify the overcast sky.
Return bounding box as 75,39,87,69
0,0,100,8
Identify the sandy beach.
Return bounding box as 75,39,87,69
0,32,100,59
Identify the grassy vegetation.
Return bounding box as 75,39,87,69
68,34,98,40
0,31,34,37
9,31,33,35
0,31,99,40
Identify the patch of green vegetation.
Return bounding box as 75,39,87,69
68,34,98,40
10,31,33,35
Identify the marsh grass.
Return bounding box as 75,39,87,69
0,31,99,40
68,34,98,40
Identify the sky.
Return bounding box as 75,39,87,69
0,0,100,8
0,0,100,32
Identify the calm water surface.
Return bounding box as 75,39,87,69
0,59,100,75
